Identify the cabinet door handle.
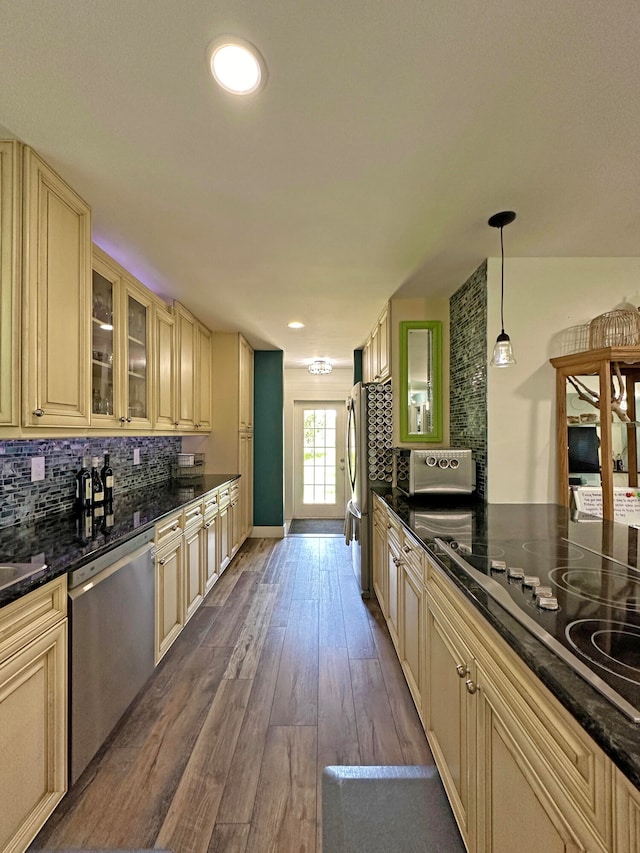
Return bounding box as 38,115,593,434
174,421,180,427
456,664,467,677
120,416,132,423
33,408,45,417
159,558,165,566
204,522,211,528
465,679,478,695
403,545,412,553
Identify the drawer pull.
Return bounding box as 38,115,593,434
456,664,467,678
205,522,211,529
33,408,45,417
465,679,478,695
403,545,412,553
171,523,179,531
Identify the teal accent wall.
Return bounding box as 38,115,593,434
353,349,363,385
253,351,284,526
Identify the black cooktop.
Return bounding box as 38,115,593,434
433,529,640,722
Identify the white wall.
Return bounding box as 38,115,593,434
283,368,353,522
486,257,640,503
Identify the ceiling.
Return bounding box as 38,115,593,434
1,1,639,368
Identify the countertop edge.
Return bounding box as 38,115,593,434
0,474,240,609
379,494,640,792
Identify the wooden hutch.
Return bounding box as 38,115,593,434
551,346,640,521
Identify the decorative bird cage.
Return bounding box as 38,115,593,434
588,308,640,349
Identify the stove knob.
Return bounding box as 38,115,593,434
490,560,507,572
522,575,540,588
449,458,460,469
458,542,472,555
534,585,553,599
426,456,437,467
507,567,525,581
438,457,449,468
537,596,559,611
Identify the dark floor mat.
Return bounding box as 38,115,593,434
289,518,345,535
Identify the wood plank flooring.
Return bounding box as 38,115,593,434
31,535,433,853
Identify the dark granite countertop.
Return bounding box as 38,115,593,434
373,487,640,792
0,474,239,609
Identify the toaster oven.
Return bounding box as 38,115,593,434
394,448,476,496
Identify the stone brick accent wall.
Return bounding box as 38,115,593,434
449,261,488,499
0,435,181,528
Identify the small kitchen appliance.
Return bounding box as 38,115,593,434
394,448,475,496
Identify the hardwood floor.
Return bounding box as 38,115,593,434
32,536,433,853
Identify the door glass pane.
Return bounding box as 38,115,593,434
128,295,147,419
303,408,338,505
91,270,114,415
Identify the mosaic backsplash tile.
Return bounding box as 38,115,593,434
0,436,181,528
449,261,488,499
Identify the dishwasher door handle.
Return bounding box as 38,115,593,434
68,541,154,599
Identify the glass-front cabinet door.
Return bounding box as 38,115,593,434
91,248,153,428
126,292,150,423
91,267,118,422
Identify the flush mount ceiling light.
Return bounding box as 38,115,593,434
308,360,333,375
207,36,267,95
488,210,517,368
288,321,305,329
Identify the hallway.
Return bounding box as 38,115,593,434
32,536,433,853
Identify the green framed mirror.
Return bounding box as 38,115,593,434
399,320,443,443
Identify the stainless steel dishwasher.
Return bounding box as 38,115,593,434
67,527,156,785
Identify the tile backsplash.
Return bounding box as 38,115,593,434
0,436,181,528
449,260,488,499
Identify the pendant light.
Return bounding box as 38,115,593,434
488,210,517,368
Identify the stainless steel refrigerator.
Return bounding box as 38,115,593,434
345,382,393,597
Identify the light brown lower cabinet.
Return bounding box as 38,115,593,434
183,519,204,623
202,509,219,595
371,494,640,853
155,481,241,662
0,577,67,853
155,528,184,664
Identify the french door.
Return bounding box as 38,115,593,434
293,402,347,518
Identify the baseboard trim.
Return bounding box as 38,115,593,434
251,525,286,539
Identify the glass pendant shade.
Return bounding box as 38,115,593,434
488,210,517,368
491,331,516,367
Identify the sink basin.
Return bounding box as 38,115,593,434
0,563,48,593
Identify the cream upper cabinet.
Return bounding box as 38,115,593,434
362,304,391,384
22,146,92,428
195,322,212,432
0,142,20,427
174,303,212,433
91,247,153,430
174,302,196,430
154,302,177,430
239,333,254,431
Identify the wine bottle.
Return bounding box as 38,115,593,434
101,452,114,502
90,456,105,515
75,456,91,510
104,498,114,531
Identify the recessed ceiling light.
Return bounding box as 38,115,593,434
288,321,304,329
207,36,267,95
